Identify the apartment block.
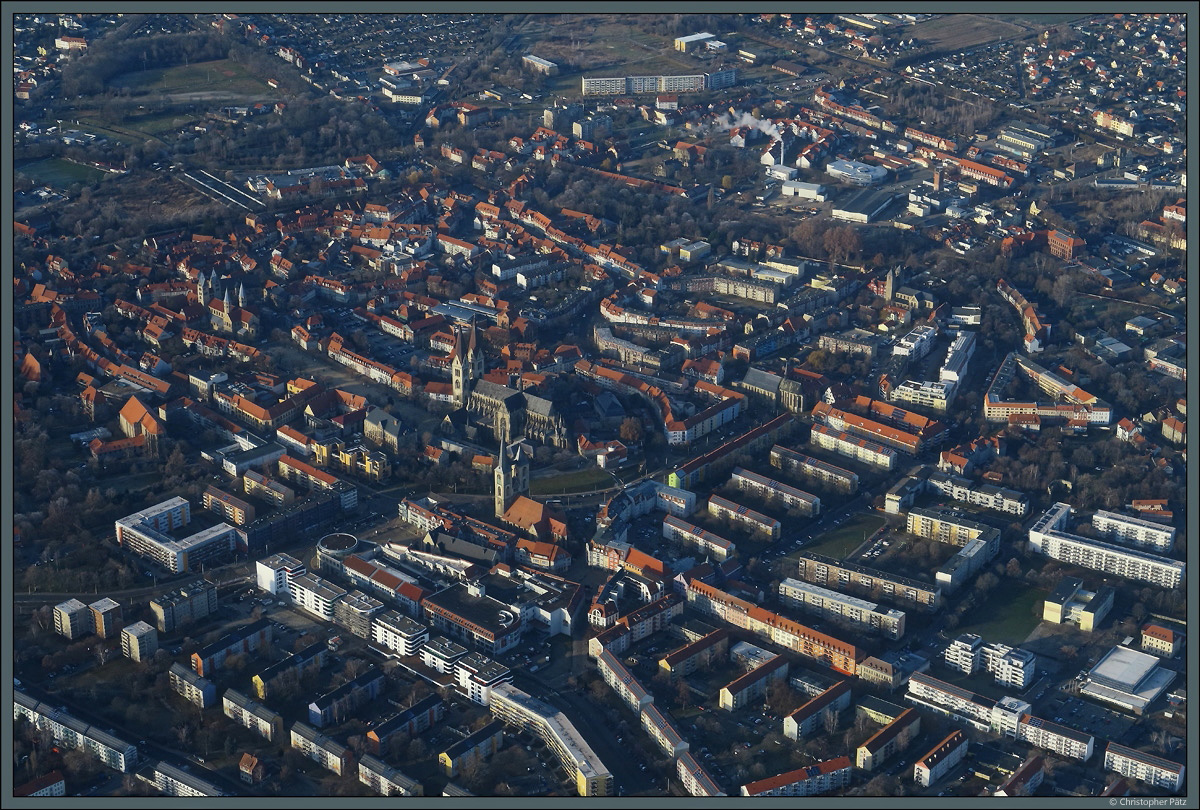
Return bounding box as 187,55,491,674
707,494,782,539
719,655,789,711
914,730,967,787
676,751,726,796
856,708,920,771
489,682,613,796
150,580,219,633
358,754,423,796
1091,510,1176,553
730,467,820,515
779,578,906,640
290,721,353,775
741,756,853,796
1029,503,1185,589
53,599,90,640
794,553,941,613
372,610,429,657
783,680,852,739
769,444,859,493
169,662,216,709
1103,743,1184,793
120,621,158,662
222,688,285,741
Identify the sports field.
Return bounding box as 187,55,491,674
16,158,106,187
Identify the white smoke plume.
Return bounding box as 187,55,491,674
710,110,782,141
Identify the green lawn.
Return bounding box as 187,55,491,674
111,58,272,96
530,467,617,495
805,512,886,559
956,583,1047,646
16,158,106,187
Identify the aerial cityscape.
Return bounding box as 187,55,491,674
8,10,1194,801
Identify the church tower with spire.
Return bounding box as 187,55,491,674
451,319,484,409
494,441,530,518
238,281,248,309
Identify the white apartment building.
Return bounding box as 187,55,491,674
222,688,284,741
1091,510,1176,552
115,497,238,574
372,610,428,657
289,571,347,621
256,552,306,597
1029,504,1184,588
913,730,967,787
944,634,983,674
53,599,90,640
1103,743,1184,793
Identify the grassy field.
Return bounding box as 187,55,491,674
957,583,1047,645
907,14,1027,51
530,467,617,495
16,158,106,187
111,58,271,97
805,512,886,559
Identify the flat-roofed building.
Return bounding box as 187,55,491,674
741,756,853,796
1081,646,1176,715
795,553,941,613
1091,510,1175,552
120,621,157,662
779,578,906,640
421,635,469,673
856,708,920,771
88,597,122,638
489,682,613,796
1103,743,1184,793
332,589,384,638
115,496,237,573
454,652,512,706
150,580,219,633
153,761,229,796
926,469,1028,516
907,506,998,547
905,672,995,732
169,662,216,708
372,610,428,657
784,680,851,739
358,754,423,796
290,571,348,621
913,730,967,787
1029,503,1184,589
1042,577,1113,631
422,582,523,656
54,598,90,639
290,721,352,775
